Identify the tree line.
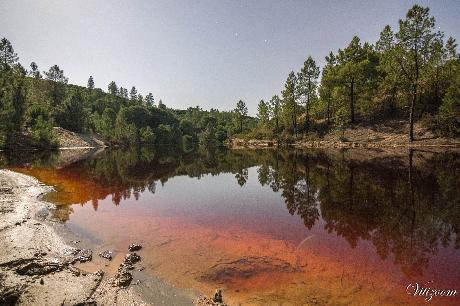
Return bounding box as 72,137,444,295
0,39,257,149
236,5,458,141
1,5,458,150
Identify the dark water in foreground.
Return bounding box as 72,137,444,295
2,147,459,305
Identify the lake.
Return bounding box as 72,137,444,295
2,147,459,305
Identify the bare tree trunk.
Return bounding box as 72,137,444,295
350,79,355,123
293,97,297,138
409,47,419,143
409,84,416,142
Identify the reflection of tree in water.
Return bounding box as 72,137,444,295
259,149,460,277
12,147,460,277
235,169,248,187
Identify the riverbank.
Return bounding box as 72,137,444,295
229,121,460,149
0,169,203,305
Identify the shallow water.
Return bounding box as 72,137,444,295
3,147,460,305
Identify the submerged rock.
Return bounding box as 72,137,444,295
123,253,141,265
99,250,113,261
213,289,223,303
196,291,227,306
73,249,93,263
128,244,142,252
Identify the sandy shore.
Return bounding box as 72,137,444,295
0,169,201,306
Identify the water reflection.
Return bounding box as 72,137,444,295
3,147,460,297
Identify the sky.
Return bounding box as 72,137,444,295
1,0,459,115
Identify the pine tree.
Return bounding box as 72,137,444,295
129,86,138,101
282,71,298,137
234,100,248,133
269,95,281,133
257,99,269,128
145,93,155,105
0,38,18,70
297,56,320,129
395,5,441,141
108,81,118,95
29,62,42,79
87,76,95,89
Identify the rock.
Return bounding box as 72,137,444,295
66,248,92,263
15,259,63,276
99,250,113,261
39,278,44,285
196,294,227,306
0,186,13,194
213,289,223,303
123,253,141,265
128,244,142,251
113,268,132,288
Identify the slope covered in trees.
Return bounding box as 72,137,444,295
0,38,256,150
247,5,459,142
1,5,458,150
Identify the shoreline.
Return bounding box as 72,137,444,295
0,169,199,305
228,138,460,150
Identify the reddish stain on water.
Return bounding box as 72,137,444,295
10,151,460,306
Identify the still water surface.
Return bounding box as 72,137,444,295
3,147,459,305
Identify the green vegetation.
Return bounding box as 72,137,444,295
249,5,459,141
0,39,253,150
0,5,458,150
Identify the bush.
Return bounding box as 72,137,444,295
182,134,195,149
31,116,58,148
140,126,155,144
435,75,460,137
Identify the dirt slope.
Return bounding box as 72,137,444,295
54,127,106,148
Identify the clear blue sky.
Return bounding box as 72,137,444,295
1,0,459,115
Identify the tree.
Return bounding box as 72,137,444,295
0,38,18,70
56,89,87,133
269,95,281,132
436,61,460,136
376,25,400,117
319,52,337,124
282,71,298,137
87,76,95,89
297,56,320,129
0,38,24,146
119,87,128,101
44,65,68,106
29,62,42,79
257,99,269,128
395,5,440,141
335,36,367,123
129,86,138,101
145,92,154,105
98,107,116,141
44,64,68,83
108,81,118,95
234,100,248,133
158,99,166,109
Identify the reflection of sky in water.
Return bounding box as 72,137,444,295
7,149,460,305
71,167,314,243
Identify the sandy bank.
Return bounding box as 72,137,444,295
229,121,460,149
0,169,201,306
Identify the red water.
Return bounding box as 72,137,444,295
9,149,460,305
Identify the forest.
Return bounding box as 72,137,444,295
0,5,458,150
